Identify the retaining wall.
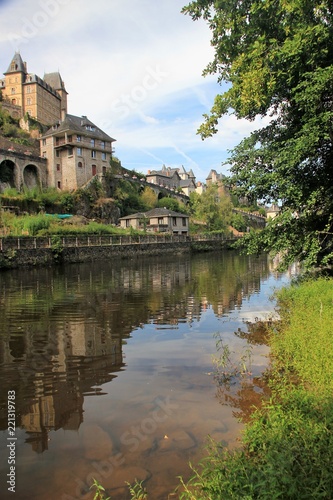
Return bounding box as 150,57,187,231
0,236,236,269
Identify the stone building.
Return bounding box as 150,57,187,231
146,164,197,196
0,52,67,125
40,114,116,190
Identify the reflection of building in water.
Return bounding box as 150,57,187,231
0,315,124,453
21,388,84,453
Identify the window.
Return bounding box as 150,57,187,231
67,135,72,142
56,150,60,157
90,138,95,147
56,164,61,172
100,141,105,149
77,147,82,156
76,135,81,142
92,165,97,176
91,150,96,158
42,139,46,146
102,166,107,175
173,217,177,226
182,218,187,227
42,151,47,158
78,161,83,168
26,86,31,93
101,152,106,160
57,181,61,189
68,147,73,157
11,87,15,94
158,217,163,224
27,97,31,105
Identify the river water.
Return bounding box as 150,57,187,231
0,251,293,499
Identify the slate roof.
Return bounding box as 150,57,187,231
179,179,196,188
147,168,180,179
5,52,25,74
41,114,116,142
119,207,189,220
43,72,67,92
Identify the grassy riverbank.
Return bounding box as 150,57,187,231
180,277,333,499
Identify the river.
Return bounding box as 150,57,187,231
0,251,294,499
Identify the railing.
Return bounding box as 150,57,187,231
0,233,239,251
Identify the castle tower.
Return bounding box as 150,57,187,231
2,52,27,107
44,72,68,120
1,53,68,126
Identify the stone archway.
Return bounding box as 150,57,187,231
0,159,16,191
23,164,39,189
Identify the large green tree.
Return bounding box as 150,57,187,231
183,0,333,268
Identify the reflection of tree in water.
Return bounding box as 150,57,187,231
216,377,271,422
235,320,275,345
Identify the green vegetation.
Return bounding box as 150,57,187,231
0,211,132,237
90,478,147,499
157,196,185,213
180,277,333,499
1,186,75,213
183,0,333,269
0,105,33,146
189,184,233,231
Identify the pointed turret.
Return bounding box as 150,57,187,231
5,52,26,75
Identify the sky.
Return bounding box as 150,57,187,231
0,0,264,182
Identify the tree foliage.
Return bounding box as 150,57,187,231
183,0,333,268
190,184,233,231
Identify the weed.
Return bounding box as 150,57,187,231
90,478,111,500
211,332,252,387
126,479,148,499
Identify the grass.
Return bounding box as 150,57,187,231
179,277,333,499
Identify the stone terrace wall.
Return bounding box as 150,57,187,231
0,234,237,269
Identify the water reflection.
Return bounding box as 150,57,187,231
0,251,275,499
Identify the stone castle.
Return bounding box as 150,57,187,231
0,52,116,192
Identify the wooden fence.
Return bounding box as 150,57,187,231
0,233,239,252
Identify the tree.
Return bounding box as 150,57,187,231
183,0,333,268
140,186,157,210
157,197,183,212
190,183,233,231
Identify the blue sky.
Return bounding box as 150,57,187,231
0,0,265,182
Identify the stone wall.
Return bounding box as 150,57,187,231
0,235,235,269
0,241,192,269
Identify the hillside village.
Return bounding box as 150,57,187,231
0,51,235,196
0,52,275,235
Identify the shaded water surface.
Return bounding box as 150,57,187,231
0,252,291,499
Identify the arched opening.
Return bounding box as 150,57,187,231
157,191,164,201
0,159,16,191
23,164,39,189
